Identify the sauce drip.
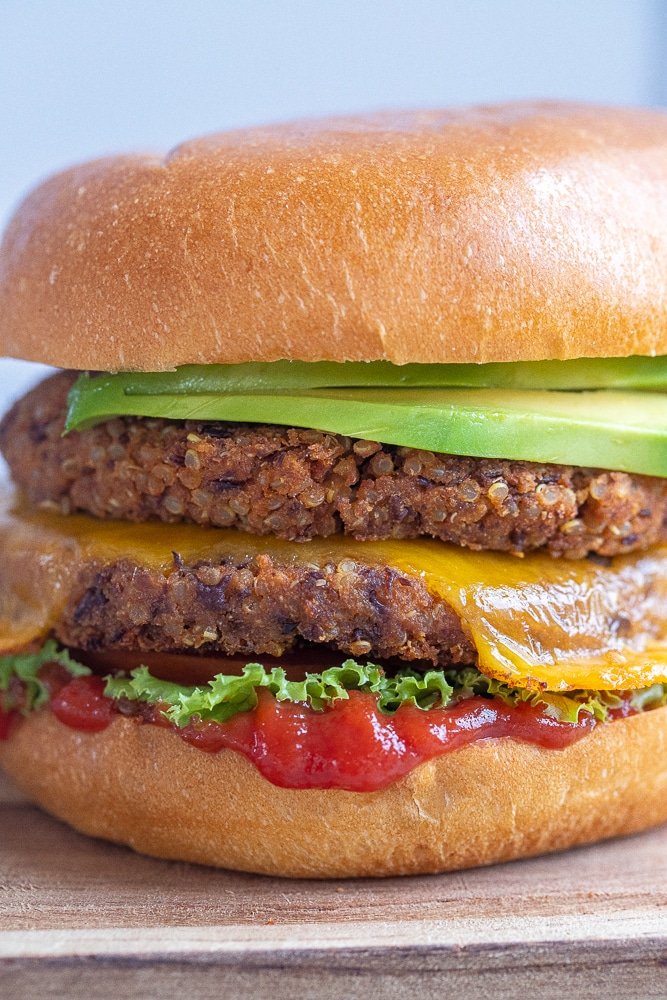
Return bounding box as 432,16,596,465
2,674,599,792
178,689,596,791
50,676,116,733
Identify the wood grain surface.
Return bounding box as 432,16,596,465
2,768,667,999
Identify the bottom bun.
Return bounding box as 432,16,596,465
1,708,667,878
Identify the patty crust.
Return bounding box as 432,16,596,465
3,371,667,558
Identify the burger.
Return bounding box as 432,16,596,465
1,102,667,878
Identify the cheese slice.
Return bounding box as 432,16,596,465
2,486,667,691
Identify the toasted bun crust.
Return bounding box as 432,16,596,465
1,707,666,878
2,103,667,370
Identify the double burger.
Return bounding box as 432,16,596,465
2,103,667,877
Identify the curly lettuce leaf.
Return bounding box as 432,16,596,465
102,660,667,728
103,660,455,725
0,640,91,712
446,667,636,723
3,644,667,728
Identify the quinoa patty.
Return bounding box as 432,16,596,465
3,371,667,558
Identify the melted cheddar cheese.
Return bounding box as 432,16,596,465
2,486,667,691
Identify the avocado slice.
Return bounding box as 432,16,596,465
67,373,667,477
71,356,667,398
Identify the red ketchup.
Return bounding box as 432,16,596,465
0,705,17,740
178,689,596,791
3,676,600,792
50,675,116,732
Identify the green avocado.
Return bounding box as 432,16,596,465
71,355,667,399
66,363,667,477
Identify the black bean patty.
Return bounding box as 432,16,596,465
3,371,667,558
55,551,476,667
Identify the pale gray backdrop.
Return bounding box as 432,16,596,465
0,0,663,421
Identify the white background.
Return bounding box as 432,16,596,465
0,0,663,420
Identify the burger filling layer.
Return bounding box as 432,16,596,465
4,358,667,791
3,372,667,559
1,641,664,792
1,480,667,790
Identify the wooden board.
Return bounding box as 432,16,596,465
2,768,667,999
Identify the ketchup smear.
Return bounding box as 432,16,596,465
0,672,602,792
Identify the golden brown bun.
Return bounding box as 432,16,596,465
3,103,667,370
1,707,667,878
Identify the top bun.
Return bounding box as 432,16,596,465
2,102,667,371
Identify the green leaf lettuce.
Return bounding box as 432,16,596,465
2,643,667,728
